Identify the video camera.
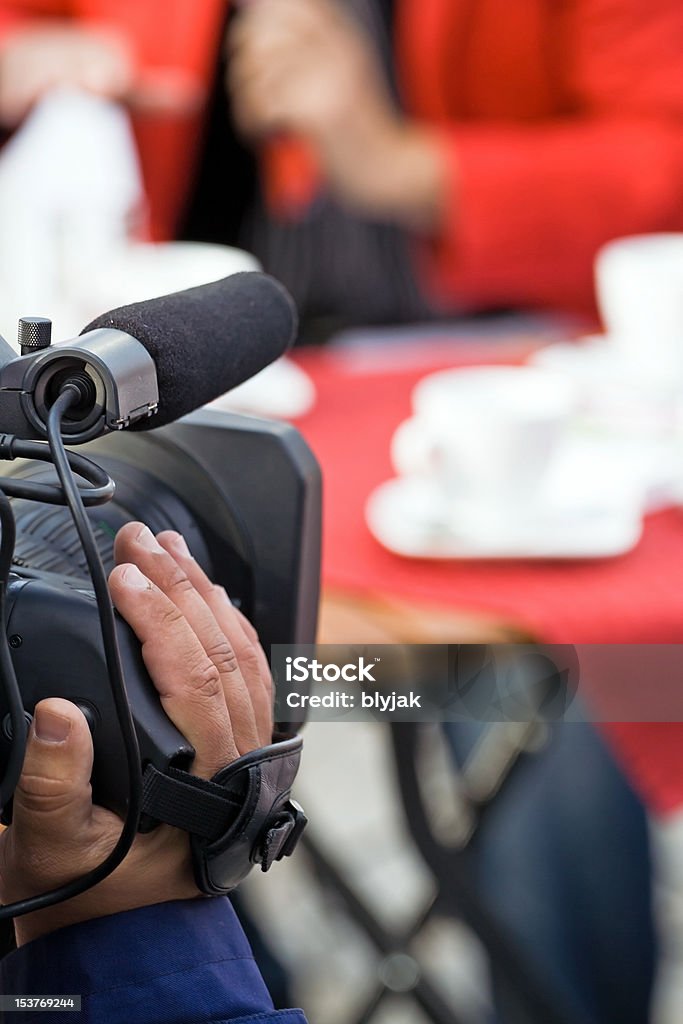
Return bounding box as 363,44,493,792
0,271,321,919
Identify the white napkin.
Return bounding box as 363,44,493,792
0,87,143,343
0,87,316,420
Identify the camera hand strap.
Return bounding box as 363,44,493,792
140,734,307,895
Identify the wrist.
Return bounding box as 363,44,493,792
316,112,448,230
376,122,448,230
11,838,197,946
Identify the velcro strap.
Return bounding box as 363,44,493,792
140,736,306,894
142,764,243,840
259,805,306,870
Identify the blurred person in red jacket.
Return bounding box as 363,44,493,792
0,0,681,331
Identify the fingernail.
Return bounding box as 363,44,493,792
136,525,161,551
121,564,151,590
169,533,191,558
34,706,72,744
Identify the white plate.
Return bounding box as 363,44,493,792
204,356,316,420
530,335,629,380
365,477,643,560
529,335,681,407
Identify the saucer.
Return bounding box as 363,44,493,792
204,356,316,420
365,477,643,560
529,335,682,413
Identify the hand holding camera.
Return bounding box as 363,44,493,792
0,520,273,945
0,272,318,932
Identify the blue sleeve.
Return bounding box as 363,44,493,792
0,897,308,1024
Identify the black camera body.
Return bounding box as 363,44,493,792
0,410,321,825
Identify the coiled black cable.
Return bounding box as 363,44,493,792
0,490,26,813
0,386,141,921
0,435,114,506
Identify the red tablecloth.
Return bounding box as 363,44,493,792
293,341,683,815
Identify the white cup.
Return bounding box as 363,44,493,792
392,366,575,512
596,234,683,386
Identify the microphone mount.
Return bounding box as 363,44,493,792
0,325,159,444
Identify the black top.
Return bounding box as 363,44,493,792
181,1,396,248
179,8,256,248
180,1,436,341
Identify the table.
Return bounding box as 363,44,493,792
288,332,657,1024
292,337,683,814
294,340,683,643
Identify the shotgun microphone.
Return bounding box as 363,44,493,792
0,272,298,443
83,271,298,430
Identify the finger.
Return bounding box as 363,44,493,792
230,65,305,137
11,700,94,854
157,532,273,710
126,68,205,115
75,48,132,98
157,532,273,747
114,523,259,753
109,561,238,776
230,0,330,53
229,4,302,54
228,48,301,101
232,607,274,740
0,64,49,127
230,21,313,64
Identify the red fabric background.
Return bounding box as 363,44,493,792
4,0,682,313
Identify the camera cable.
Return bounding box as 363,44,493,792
0,385,142,920
0,490,26,813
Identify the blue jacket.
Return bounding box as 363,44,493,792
0,897,308,1023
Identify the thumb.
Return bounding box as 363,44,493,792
12,699,94,838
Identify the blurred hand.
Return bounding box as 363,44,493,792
0,522,272,945
0,24,205,127
229,0,389,144
0,25,134,127
228,0,445,227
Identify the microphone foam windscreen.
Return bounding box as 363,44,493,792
82,272,298,429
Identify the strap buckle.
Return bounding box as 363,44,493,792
257,798,308,871
141,734,306,895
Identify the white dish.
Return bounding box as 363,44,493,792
79,241,261,328
530,334,683,404
530,335,653,388
529,335,683,439
365,477,643,560
405,365,576,504
412,364,576,420
595,234,683,385
205,356,316,420
530,334,619,374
